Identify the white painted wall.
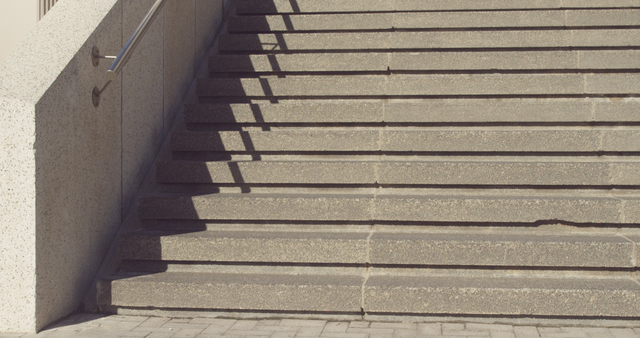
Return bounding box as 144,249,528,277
0,0,39,63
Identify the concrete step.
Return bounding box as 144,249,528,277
98,271,363,313
184,100,640,124
120,229,639,268
210,51,640,73
97,270,640,317
218,30,640,52
229,10,640,32
137,192,640,224
156,160,640,186
364,274,640,317
196,74,640,98
236,0,640,14
171,128,640,153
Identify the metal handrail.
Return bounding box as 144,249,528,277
107,0,167,80
92,0,168,106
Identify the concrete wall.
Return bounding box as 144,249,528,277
0,0,227,333
0,0,39,63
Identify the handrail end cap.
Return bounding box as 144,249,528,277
105,71,117,81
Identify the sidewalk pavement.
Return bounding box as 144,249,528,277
2,314,640,338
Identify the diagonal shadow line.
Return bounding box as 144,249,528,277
250,103,271,131
267,54,286,79
274,32,289,52
289,0,301,13
259,77,279,104
282,14,295,31
227,161,251,193
240,130,262,161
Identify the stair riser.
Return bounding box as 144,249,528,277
366,276,640,317
197,75,640,98
98,274,363,313
236,0,640,14
138,195,640,224
172,130,640,153
157,161,640,186
102,2,640,320
98,273,640,317
219,31,640,52
210,51,640,72
229,10,640,32
120,232,638,268
185,101,640,124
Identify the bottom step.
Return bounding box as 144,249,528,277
98,271,640,318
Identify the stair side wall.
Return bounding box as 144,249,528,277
0,0,228,333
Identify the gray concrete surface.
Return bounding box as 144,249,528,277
4,314,640,338
156,160,640,186
183,100,640,123
95,269,640,318
236,0,640,13
170,129,640,153
99,272,363,312
228,10,640,32
96,0,640,327
197,74,640,97
0,0,230,332
119,228,638,268
137,191,640,224
210,51,640,72
219,30,640,51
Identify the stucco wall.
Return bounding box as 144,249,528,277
0,0,227,333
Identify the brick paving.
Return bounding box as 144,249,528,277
1,314,639,338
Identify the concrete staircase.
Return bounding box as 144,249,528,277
98,0,640,319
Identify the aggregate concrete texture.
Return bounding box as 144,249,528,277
171,129,640,153
365,275,640,317
122,0,164,216
369,232,636,268
0,0,230,333
156,160,640,186
197,74,640,97
138,192,640,224
119,230,370,263
95,270,640,318
156,160,378,184
100,272,363,312
184,100,640,123
211,51,640,72
228,10,640,32
236,0,640,13
7,314,640,338
0,0,122,332
120,229,637,268
219,30,640,51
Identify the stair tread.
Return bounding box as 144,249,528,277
120,229,637,268
210,51,640,72
219,30,640,51
138,191,640,224
99,271,363,312
103,3,640,318
185,100,640,124
236,0,640,14
229,10,640,32
171,128,640,153
98,271,640,316
156,159,640,186
196,74,640,97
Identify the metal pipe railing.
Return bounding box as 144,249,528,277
107,0,167,81
92,0,168,106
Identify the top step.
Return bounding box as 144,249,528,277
237,0,640,14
